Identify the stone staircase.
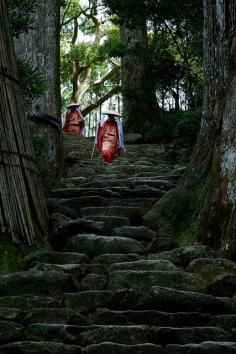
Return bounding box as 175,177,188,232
0,134,236,353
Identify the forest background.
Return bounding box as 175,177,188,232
4,0,236,260
8,0,203,163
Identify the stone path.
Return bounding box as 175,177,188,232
0,135,236,353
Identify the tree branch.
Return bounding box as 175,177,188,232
82,85,122,116
92,65,120,87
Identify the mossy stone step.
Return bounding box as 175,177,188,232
112,226,157,242
137,286,236,314
23,308,88,325
0,271,76,298
107,270,206,293
58,234,145,258
21,252,89,270
83,216,130,230
25,323,84,343
166,342,236,354
91,253,142,265
89,309,211,327
147,246,216,268
0,320,24,343
63,291,114,314
80,207,143,223
78,325,228,346
0,341,82,354
108,260,179,273
0,295,59,310
82,342,164,354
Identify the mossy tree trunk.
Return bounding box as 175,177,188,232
121,11,157,134
145,0,236,259
14,0,61,118
0,0,48,245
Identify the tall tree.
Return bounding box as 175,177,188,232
104,0,157,133
0,0,48,244
145,0,236,259
60,0,121,116
14,0,61,117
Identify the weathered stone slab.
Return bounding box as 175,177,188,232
25,323,83,343
147,246,215,267
24,308,88,325
108,270,206,292
0,295,59,310
113,226,157,242
0,320,24,342
108,260,178,273
166,342,236,354
63,291,114,314
137,286,236,314
82,342,164,354
0,341,81,354
187,258,236,282
21,251,89,270
59,234,145,258
92,254,142,266
0,271,75,298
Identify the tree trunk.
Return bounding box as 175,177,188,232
121,14,157,134
0,0,48,245
144,0,236,259
14,0,61,118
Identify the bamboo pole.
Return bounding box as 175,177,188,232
0,0,48,244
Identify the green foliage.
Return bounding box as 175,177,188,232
99,27,123,58
17,60,45,107
144,108,201,161
7,0,37,37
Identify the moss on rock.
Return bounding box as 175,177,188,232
0,236,50,276
144,175,214,246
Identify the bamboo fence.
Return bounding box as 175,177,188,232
0,0,48,245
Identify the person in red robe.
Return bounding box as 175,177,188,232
63,103,85,136
96,110,124,163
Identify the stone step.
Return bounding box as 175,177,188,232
57,234,145,258
69,179,175,190
50,218,110,241
107,270,206,293
24,323,84,343
0,341,82,354
80,207,143,224
48,197,156,217
82,342,164,354
0,271,76,298
83,216,130,229
88,309,211,327
108,260,179,272
21,252,89,270
166,342,236,354
91,254,142,265
112,226,157,242
0,295,59,310
147,246,216,268
52,186,165,200
23,308,88,326
63,291,114,314
0,307,25,322
78,325,229,346
0,320,24,343
137,286,236,314
88,309,235,333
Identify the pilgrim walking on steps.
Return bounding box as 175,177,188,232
95,109,124,163
63,102,85,136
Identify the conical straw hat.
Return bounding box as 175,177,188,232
67,102,80,108
102,109,121,116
